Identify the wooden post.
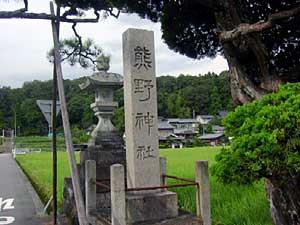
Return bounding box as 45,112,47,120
51,5,60,224
50,2,88,225
195,160,211,225
52,55,58,225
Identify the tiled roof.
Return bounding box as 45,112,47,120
199,133,224,140
212,125,225,131
158,121,174,130
167,118,198,123
159,136,184,141
174,129,198,135
197,115,214,119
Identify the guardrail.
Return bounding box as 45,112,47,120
86,160,211,225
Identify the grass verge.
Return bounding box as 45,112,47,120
16,151,79,208
161,147,272,225
16,146,272,225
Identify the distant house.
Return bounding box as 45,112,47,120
212,125,225,134
158,118,198,148
167,118,198,130
196,115,214,125
174,128,198,140
158,119,182,148
159,134,184,148
196,115,215,135
158,120,175,138
199,133,225,146
166,118,198,140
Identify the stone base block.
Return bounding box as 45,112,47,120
61,178,80,225
126,191,178,224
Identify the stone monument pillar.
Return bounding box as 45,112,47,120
123,28,178,224
123,28,160,190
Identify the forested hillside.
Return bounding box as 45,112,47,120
0,71,233,135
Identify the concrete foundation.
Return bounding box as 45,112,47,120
126,191,178,224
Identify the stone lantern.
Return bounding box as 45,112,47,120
79,71,123,147
62,71,126,219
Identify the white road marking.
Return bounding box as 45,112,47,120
0,217,15,225
0,198,14,211
0,198,15,224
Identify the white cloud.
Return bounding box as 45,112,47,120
0,0,228,88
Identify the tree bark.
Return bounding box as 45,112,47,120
219,6,300,42
214,2,300,224
213,1,299,105
266,176,300,225
221,39,284,104
0,9,98,23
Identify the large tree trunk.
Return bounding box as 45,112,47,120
214,0,286,105
266,176,300,225
223,41,285,104
214,1,300,224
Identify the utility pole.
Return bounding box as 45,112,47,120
50,2,88,225
14,111,17,137
51,4,61,224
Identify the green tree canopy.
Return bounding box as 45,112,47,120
107,0,300,104
213,83,300,184
0,72,232,135
209,86,222,115
47,37,110,71
3,1,299,104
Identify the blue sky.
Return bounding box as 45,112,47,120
0,0,228,88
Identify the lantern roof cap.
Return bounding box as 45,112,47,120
79,71,123,90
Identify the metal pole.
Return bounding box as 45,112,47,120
43,195,54,215
49,2,88,225
14,111,17,137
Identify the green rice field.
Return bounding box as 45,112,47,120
15,136,66,151
15,138,272,225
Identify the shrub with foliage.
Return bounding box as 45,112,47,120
192,136,207,147
71,126,90,144
212,83,300,184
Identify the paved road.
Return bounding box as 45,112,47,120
0,154,50,225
